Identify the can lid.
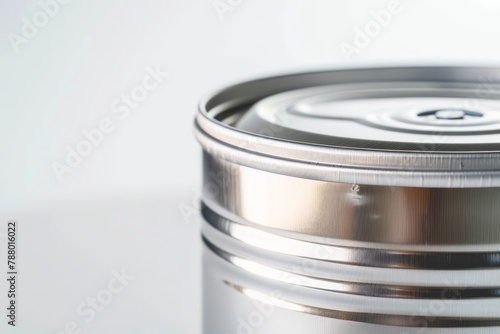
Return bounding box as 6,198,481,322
195,67,500,187
237,82,500,151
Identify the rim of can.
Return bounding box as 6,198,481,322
195,66,500,188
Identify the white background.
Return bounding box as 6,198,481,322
1,0,500,333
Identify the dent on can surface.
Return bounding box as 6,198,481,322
194,67,500,333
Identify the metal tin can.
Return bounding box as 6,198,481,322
194,67,500,333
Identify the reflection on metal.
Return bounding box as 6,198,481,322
202,204,500,270
223,280,500,328
202,153,500,248
204,237,500,300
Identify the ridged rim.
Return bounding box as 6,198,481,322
202,206,500,327
202,203,500,271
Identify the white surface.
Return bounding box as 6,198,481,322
2,0,500,333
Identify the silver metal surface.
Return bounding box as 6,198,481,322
202,153,500,248
195,67,500,333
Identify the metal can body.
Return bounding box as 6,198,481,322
195,67,500,333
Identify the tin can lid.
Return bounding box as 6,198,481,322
195,67,500,187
